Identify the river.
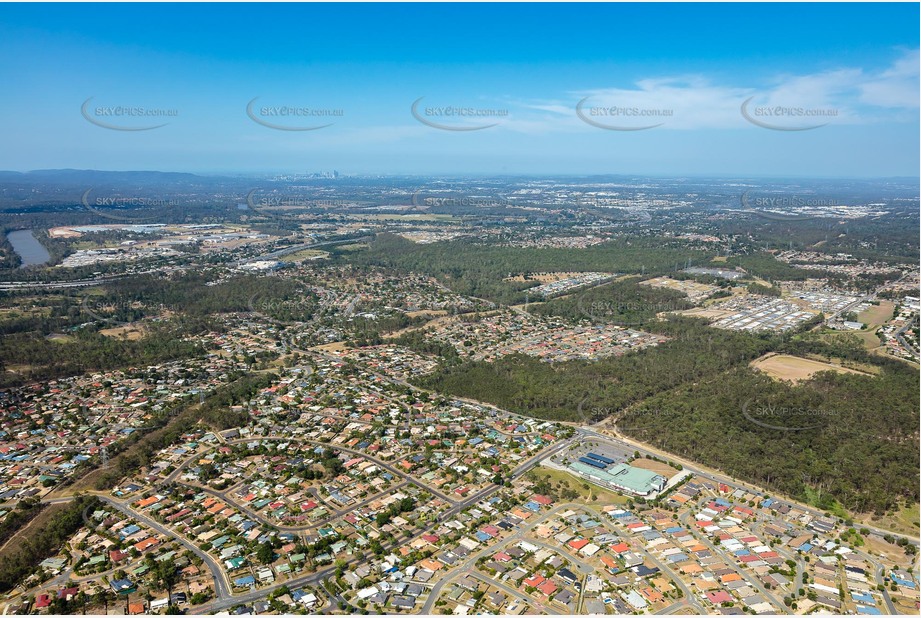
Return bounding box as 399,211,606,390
6,229,51,267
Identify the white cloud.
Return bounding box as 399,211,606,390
493,49,920,132
857,49,920,108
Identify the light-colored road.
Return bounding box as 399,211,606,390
578,427,920,548
96,495,232,601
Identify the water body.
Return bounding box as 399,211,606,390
6,229,51,267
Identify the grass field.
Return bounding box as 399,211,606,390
284,248,330,261
816,301,897,353
859,300,895,329
751,353,870,383
817,328,883,353
311,341,350,354
530,466,630,505
857,502,921,538
46,333,75,343
100,324,146,340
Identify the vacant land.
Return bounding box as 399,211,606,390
818,328,884,354
404,309,448,319
383,311,472,339
0,502,66,564
751,353,869,383
630,458,680,479
857,502,921,539
677,306,733,319
285,248,330,261
859,300,895,328
311,341,350,354
45,333,75,343
531,466,630,505
832,300,897,352
100,324,146,340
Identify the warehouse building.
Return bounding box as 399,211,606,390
570,461,666,496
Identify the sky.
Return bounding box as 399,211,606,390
0,2,918,177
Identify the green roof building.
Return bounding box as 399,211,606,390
569,461,666,496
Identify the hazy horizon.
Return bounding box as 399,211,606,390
1,3,918,177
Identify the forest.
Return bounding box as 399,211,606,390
621,363,919,514
0,324,206,388
0,496,102,592
414,316,919,514
342,233,718,304
0,272,314,387
415,317,776,420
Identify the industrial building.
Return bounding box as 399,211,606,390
569,461,666,496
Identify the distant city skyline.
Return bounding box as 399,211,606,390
0,2,918,177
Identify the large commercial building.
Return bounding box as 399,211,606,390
570,461,666,496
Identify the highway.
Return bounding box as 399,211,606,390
0,236,370,292
233,235,372,266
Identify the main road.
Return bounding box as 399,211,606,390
576,426,920,548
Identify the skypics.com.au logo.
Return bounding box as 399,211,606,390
738,190,835,222
246,97,344,131
740,96,838,131
576,97,672,131
577,292,686,327
79,292,165,328
411,97,509,131
243,189,351,220
741,399,837,432
81,188,176,222
575,397,671,432
81,97,178,131
410,190,511,211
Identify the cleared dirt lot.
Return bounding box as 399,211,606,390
311,341,350,354
751,353,869,383
676,306,733,320
100,324,146,340
630,458,680,479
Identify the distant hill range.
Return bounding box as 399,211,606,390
0,169,209,185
